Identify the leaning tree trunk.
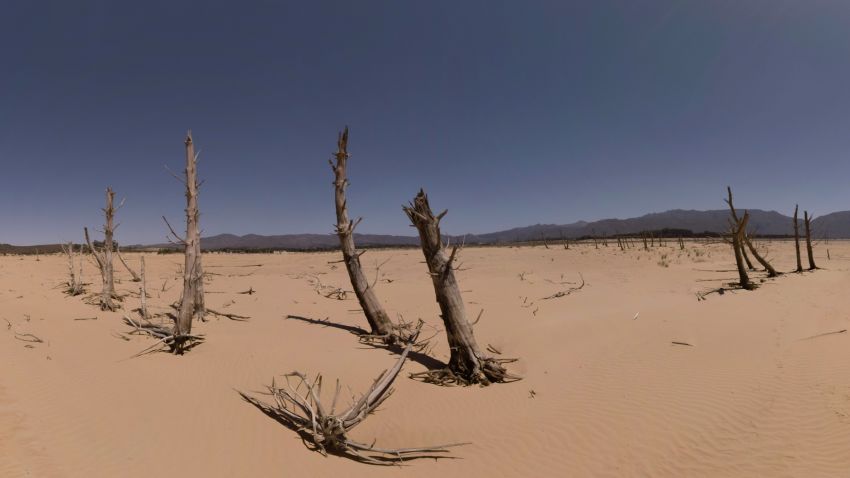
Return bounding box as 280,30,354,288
804,210,817,270
725,187,777,277
793,205,803,272
744,234,779,277
84,188,118,310
404,189,511,385
116,245,141,282
172,131,204,352
329,127,398,342
732,213,754,290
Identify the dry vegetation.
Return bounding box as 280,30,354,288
1,130,846,477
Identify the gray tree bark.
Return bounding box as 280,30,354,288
329,127,398,342
84,187,117,310
732,212,754,290
404,189,511,385
793,205,803,272
725,187,777,277
804,211,817,270
172,132,204,352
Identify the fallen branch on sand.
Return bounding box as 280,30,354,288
14,332,44,343
240,322,467,464
541,273,585,300
206,308,250,321
671,341,693,347
799,329,847,341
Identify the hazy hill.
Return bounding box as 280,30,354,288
146,208,846,251
5,208,845,253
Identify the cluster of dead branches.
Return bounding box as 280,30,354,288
240,321,466,464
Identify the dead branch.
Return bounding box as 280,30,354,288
541,273,585,300
240,322,467,464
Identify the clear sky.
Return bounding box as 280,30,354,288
2,1,849,245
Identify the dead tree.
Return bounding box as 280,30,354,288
804,211,817,270
793,205,803,273
116,245,141,282
84,187,119,310
163,131,205,353
726,187,777,277
329,127,403,344
731,212,755,290
240,322,465,464
139,255,148,320
403,190,516,385
61,242,84,296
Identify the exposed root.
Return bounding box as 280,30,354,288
409,356,520,387
122,314,204,356
240,322,466,464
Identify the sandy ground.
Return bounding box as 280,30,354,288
1,239,850,477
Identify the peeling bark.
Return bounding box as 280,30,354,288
404,189,514,385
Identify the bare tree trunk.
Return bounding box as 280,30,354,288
793,205,803,272
140,255,148,320
329,127,397,342
84,188,118,310
732,213,754,290
804,210,817,270
116,246,141,282
725,186,774,275
171,131,204,352
404,190,512,385
62,242,83,295
744,234,778,277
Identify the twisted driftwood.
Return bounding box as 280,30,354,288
241,321,466,464
404,189,518,385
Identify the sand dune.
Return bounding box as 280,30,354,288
2,240,850,477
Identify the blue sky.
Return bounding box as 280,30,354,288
2,1,849,244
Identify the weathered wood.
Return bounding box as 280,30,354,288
726,187,776,277
329,127,397,342
240,321,466,464
804,210,817,270
793,205,803,272
173,131,205,352
404,189,514,385
61,242,84,296
732,212,754,290
84,188,117,310
116,245,141,282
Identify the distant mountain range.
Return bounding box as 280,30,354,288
139,208,850,251
5,208,847,254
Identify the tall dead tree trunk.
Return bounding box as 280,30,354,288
61,242,84,296
793,205,803,273
329,127,399,343
732,212,754,290
165,131,205,353
404,190,514,385
84,187,118,310
725,187,777,277
804,211,817,270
